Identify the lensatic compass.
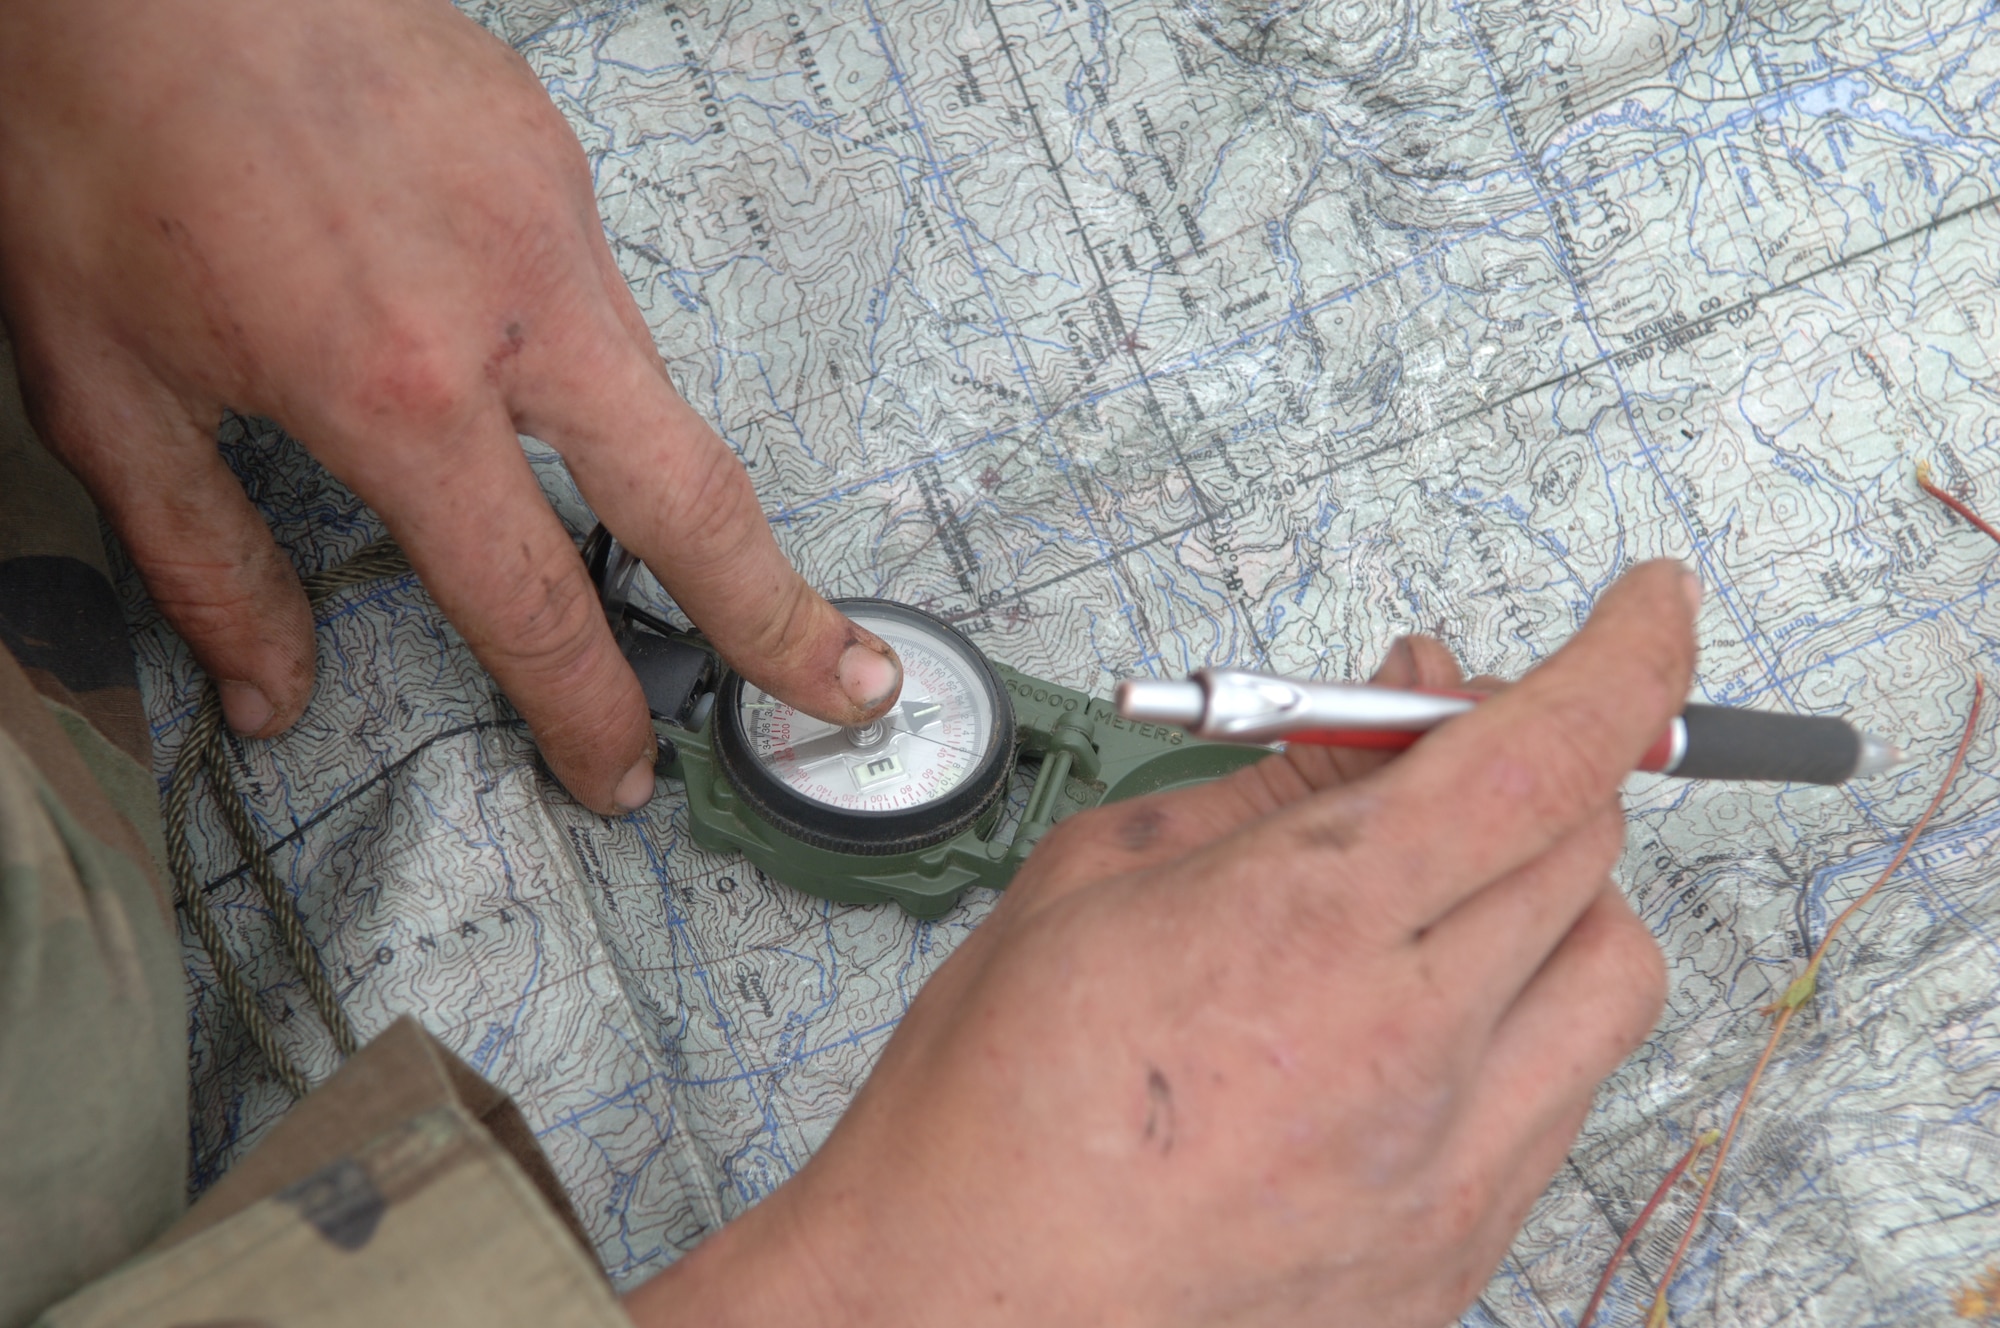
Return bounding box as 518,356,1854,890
583,526,1263,915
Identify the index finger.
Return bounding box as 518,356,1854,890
522,345,904,728
327,405,661,815
1270,559,1699,936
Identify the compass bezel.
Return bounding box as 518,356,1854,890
712,599,1016,856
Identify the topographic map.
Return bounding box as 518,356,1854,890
125,0,2000,1319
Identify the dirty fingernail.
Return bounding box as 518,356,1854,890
218,680,274,736
1679,564,1704,618
615,757,657,812
838,640,902,713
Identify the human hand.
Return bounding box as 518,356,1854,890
626,560,1696,1327
0,0,901,814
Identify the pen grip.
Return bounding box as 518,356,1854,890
1671,704,1859,783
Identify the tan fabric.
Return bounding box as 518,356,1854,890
33,1104,631,1328
42,695,168,886
19,664,148,776
163,1014,598,1264
0,633,166,921
0,666,188,1328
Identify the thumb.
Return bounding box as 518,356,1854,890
538,360,901,726
20,345,314,736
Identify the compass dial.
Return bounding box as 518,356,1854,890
713,600,1015,855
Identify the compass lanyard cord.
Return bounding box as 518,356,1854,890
164,537,413,1097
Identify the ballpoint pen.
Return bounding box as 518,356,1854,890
1116,668,1906,784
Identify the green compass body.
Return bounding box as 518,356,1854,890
588,532,1264,915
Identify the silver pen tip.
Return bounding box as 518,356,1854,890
1852,733,1912,779
1115,678,1205,728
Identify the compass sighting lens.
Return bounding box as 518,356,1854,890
713,600,1015,855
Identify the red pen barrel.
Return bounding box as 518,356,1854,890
1281,705,1682,772
1280,685,1483,755
1120,671,1881,785
1634,727,1679,772
1282,729,1423,752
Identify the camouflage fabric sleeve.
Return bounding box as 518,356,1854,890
0,334,626,1326
0,329,190,1325
0,332,151,771
0,600,189,1328
35,1101,630,1328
